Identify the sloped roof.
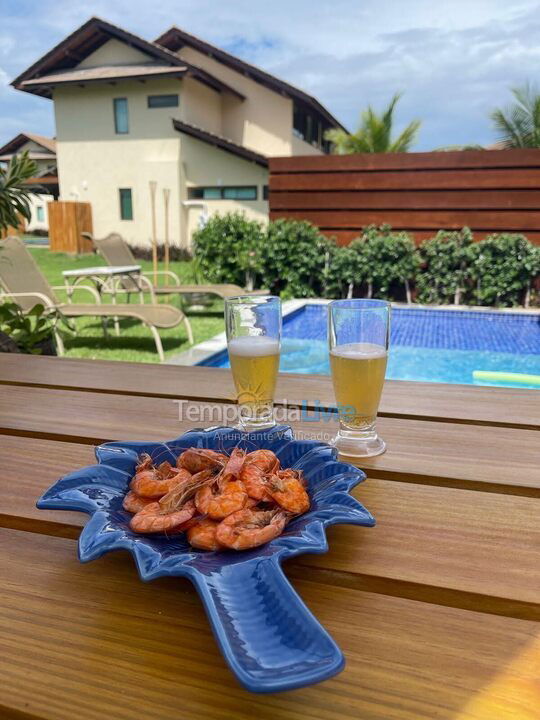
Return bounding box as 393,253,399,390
172,119,268,167
12,16,244,100
156,26,347,132
20,64,187,89
0,132,56,157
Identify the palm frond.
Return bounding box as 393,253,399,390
491,82,540,148
389,119,422,152
326,92,420,154
0,151,37,231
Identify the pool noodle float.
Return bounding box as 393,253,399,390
473,370,540,386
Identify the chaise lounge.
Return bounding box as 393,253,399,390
89,232,266,301
0,236,193,362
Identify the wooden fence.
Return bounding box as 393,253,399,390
268,149,540,245
48,201,93,253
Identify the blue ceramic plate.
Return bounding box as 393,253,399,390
37,425,375,693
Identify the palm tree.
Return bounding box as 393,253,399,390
0,151,37,232
325,93,421,154
491,83,540,148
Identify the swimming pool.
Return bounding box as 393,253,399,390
198,304,540,388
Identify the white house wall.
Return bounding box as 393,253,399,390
26,193,53,232
291,133,324,156
54,79,183,248
77,38,156,68
180,135,268,248
179,47,293,157
181,76,222,136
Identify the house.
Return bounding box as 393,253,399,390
0,132,58,233
11,17,344,249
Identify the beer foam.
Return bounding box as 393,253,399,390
228,336,280,356
330,342,387,359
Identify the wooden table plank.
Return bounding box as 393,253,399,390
1,529,538,720
1,354,538,430
1,385,539,494
2,435,539,618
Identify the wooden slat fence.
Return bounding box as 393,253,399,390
269,149,540,245
48,201,93,253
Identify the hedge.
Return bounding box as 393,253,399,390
193,213,540,307
192,212,264,289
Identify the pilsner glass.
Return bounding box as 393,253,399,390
328,299,390,457
225,295,281,431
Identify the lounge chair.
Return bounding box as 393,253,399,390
0,236,193,362
87,232,267,301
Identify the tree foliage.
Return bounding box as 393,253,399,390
259,219,334,298
469,233,540,306
349,225,419,301
325,93,421,154
0,151,37,231
192,212,540,307
324,245,366,299
193,212,264,287
416,228,474,304
490,82,540,148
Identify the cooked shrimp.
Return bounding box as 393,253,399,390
244,449,278,472
130,467,192,499
130,498,197,534
156,460,175,477
195,480,248,520
239,463,273,501
265,469,310,514
216,508,288,550
159,467,217,513
122,490,154,514
186,517,223,551
135,453,154,472
221,447,246,479
177,448,226,473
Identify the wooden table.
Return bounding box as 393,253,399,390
1,354,539,720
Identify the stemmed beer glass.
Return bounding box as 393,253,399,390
225,296,281,431
328,299,390,457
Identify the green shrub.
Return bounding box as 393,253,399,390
193,212,264,288
349,225,418,301
469,233,540,307
260,219,334,298
193,213,540,307
416,228,474,304
323,245,364,298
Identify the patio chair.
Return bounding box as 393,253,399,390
0,236,193,362
88,232,267,301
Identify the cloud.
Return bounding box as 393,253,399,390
2,0,540,148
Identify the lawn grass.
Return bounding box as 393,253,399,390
30,248,225,363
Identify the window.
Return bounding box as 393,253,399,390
293,102,329,151
148,94,179,108
36,206,44,222
293,104,307,141
113,98,129,134
119,188,133,220
223,187,257,200
263,185,269,200
188,186,258,200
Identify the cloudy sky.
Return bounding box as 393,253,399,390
1,0,540,149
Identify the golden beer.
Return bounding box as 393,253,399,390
330,342,387,430
228,336,280,407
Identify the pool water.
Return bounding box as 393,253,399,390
200,305,540,388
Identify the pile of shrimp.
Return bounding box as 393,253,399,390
123,447,310,551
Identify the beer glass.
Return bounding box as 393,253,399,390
225,295,281,431
328,299,390,457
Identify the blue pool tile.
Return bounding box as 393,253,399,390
199,305,540,388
